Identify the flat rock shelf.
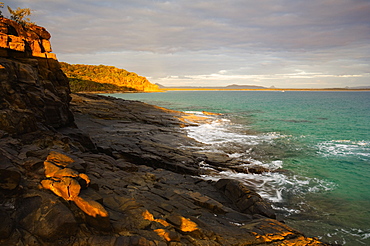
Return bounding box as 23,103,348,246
0,93,333,245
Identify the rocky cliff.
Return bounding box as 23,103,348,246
0,17,74,135
0,18,332,245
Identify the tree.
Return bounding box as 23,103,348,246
7,6,34,26
0,2,4,17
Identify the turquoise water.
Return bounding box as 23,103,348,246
105,91,370,245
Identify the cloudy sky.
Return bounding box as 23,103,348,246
7,0,370,88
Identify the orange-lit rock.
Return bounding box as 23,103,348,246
53,168,79,179
46,151,74,167
42,177,81,201
78,173,90,185
154,229,171,241
74,196,109,217
180,217,198,232
142,210,170,227
41,39,52,52
0,17,57,59
142,209,155,221
44,161,61,178
9,35,25,51
41,151,109,218
202,111,222,116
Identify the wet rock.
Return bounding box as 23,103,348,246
215,179,276,219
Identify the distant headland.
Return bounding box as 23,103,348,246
156,83,370,91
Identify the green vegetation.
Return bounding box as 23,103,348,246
0,3,34,26
68,78,136,93
0,2,4,17
60,62,160,93
7,6,34,26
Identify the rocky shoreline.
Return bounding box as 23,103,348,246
0,17,333,245
0,92,331,245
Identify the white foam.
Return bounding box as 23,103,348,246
199,169,336,203
317,140,370,159
185,116,286,148
186,112,337,211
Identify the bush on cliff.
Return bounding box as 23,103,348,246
7,6,34,26
60,62,160,92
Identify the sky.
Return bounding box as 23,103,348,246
7,0,370,88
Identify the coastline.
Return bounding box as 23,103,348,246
75,88,370,95
163,88,370,91
0,91,333,245
100,90,370,245
0,17,339,245
69,93,332,245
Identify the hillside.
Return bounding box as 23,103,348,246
60,62,160,92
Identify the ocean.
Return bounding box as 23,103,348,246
104,91,370,245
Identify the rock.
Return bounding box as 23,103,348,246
0,17,332,245
46,151,75,167
42,177,81,201
115,236,155,246
215,179,276,219
41,151,108,219
71,93,202,176
44,161,62,177
16,194,78,240
0,169,21,191
74,196,109,218
0,18,73,135
0,208,14,239
0,17,55,58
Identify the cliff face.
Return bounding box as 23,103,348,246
0,17,74,135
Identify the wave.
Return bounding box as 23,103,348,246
317,140,370,160
199,169,336,204
184,112,336,205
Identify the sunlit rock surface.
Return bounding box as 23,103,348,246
41,151,108,217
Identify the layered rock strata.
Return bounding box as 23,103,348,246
0,18,73,135
0,17,56,59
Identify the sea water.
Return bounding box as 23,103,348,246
105,91,370,245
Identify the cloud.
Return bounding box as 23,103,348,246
7,0,370,88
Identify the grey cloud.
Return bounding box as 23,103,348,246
9,0,370,53
7,0,370,88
